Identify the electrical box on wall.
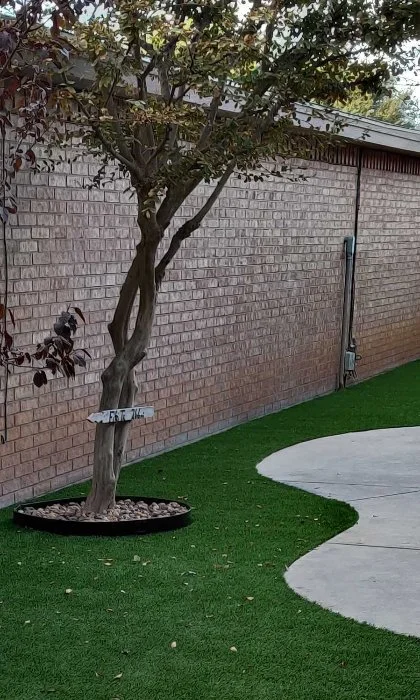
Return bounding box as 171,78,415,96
344,351,356,372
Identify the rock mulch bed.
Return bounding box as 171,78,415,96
18,499,188,522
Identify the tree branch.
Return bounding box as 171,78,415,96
106,93,146,170
108,245,142,354
104,40,134,109
155,163,235,289
123,236,160,370
197,85,223,150
73,94,144,182
157,59,172,103
156,169,203,231
145,122,179,170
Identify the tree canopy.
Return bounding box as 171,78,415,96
335,82,420,128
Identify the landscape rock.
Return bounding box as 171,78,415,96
17,498,188,524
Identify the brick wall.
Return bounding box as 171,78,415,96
354,169,420,377
1,149,419,506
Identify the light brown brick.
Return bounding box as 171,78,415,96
2,150,420,504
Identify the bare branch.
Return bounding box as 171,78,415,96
106,94,146,170
156,170,202,231
132,39,157,163
145,123,179,170
155,163,235,288
104,40,134,108
136,34,179,91
197,85,223,150
91,122,142,180
73,95,144,181
123,238,160,370
262,1,277,69
108,245,142,354
173,84,193,103
157,59,172,103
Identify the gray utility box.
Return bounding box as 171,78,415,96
344,351,356,372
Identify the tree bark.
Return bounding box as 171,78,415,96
85,216,161,514
112,369,138,482
85,358,128,512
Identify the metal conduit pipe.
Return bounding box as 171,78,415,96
338,148,362,388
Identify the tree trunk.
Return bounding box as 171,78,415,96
85,355,149,513
85,359,127,512
112,369,138,483
85,218,161,514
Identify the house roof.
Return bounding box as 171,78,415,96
70,58,420,157
295,103,420,157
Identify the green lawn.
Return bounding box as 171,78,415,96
2,362,420,700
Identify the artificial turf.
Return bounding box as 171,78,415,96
1,361,420,700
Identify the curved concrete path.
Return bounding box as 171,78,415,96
257,427,420,638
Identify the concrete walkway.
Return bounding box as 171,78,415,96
257,427,420,638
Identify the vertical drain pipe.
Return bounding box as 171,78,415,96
338,148,362,389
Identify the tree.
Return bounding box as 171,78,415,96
334,82,420,127
2,0,420,512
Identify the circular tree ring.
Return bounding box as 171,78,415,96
13,496,192,536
